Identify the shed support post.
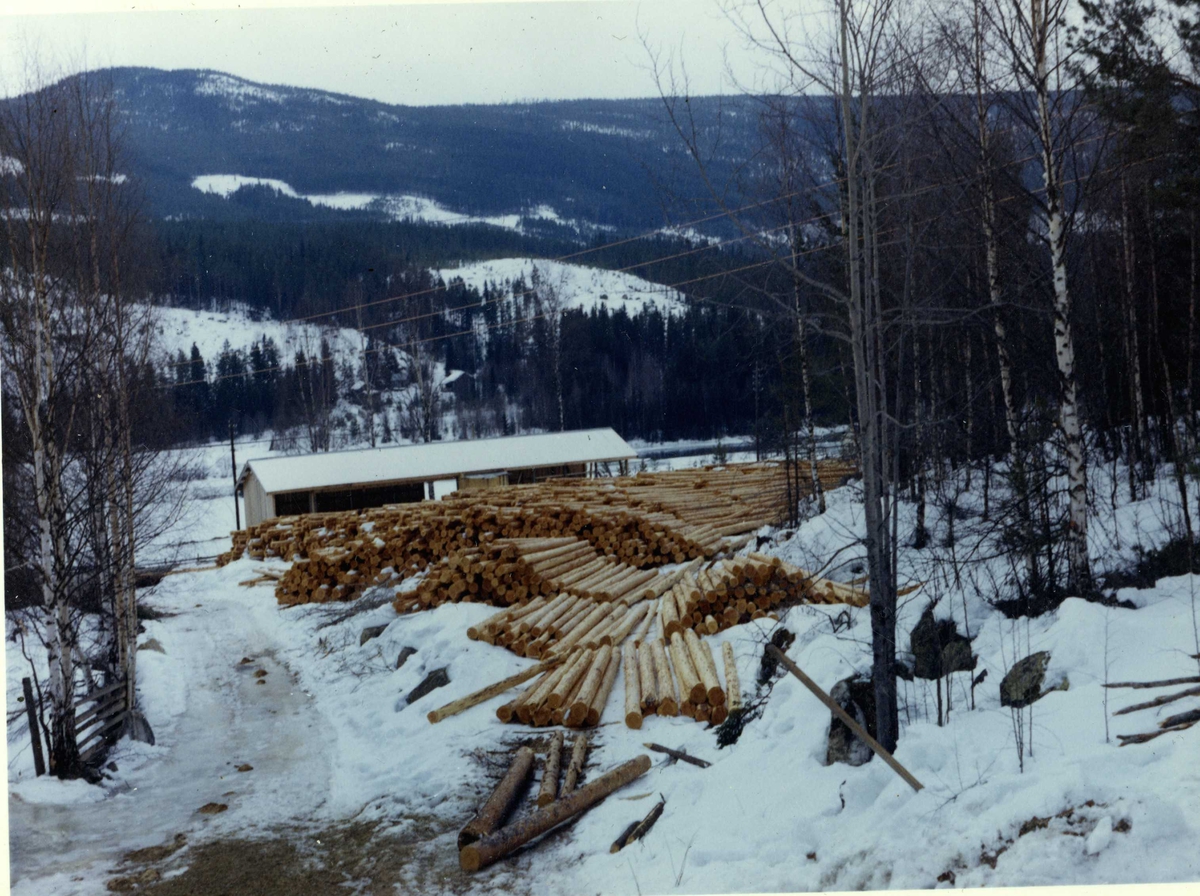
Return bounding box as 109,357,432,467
230,423,240,530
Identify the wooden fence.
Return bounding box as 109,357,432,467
21,676,129,775
76,679,130,765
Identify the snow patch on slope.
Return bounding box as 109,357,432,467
434,257,687,316
149,304,361,365
194,72,286,106
377,195,566,230
192,174,299,199
189,174,578,232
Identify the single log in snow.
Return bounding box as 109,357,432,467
536,731,564,807
722,641,742,712
562,733,589,794
623,640,643,729
428,661,557,723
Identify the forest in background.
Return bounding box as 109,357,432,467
6,0,1200,776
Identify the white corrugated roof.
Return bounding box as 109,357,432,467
239,428,635,494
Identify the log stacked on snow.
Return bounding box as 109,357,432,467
220,461,858,604
396,538,683,623
494,645,622,729
596,628,733,729
658,553,868,637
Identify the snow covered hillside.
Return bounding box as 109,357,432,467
191,174,582,233
434,257,687,317
150,304,361,365
7,458,1199,894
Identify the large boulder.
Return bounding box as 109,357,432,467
826,676,876,766
1000,651,1068,708
910,606,977,680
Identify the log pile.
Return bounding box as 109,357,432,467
400,537,683,614
481,608,738,731
419,551,873,733
275,534,397,606
217,461,856,605
659,552,869,638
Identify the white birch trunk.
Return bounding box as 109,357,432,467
1033,0,1091,592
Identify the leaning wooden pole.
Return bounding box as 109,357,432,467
766,645,923,792
460,755,652,871
22,678,46,777
458,746,536,849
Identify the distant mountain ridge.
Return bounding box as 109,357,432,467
80,67,764,231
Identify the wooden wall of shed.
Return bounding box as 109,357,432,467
243,474,273,527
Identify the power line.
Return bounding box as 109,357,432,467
160,128,1115,390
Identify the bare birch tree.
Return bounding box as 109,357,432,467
987,0,1095,594
2,65,188,772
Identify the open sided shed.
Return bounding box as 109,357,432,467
237,428,636,526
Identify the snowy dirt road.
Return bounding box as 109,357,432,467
9,590,337,895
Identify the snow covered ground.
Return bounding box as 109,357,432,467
7,459,1200,893
433,257,687,317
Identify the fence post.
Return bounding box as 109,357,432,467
22,677,46,777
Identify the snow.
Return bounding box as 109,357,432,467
241,427,636,493
9,776,108,805
1,155,24,175
9,570,334,895
191,174,300,199
149,303,361,366
9,453,1200,893
560,120,654,140
188,174,578,233
434,257,687,317
305,191,380,210
194,72,287,106
377,195,569,231
657,225,724,246
1085,815,1114,855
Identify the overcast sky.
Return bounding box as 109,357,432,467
0,0,792,105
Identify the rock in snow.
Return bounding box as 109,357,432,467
405,667,450,705
395,646,417,670
360,624,388,646
1001,651,1063,708
826,676,876,767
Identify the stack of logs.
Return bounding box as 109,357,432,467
445,548,867,653
661,552,869,638
217,461,855,606
456,584,752,730
402,538,694,614
622,630,747,728
421,547,870,731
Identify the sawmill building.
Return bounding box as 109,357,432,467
237,428,636,527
